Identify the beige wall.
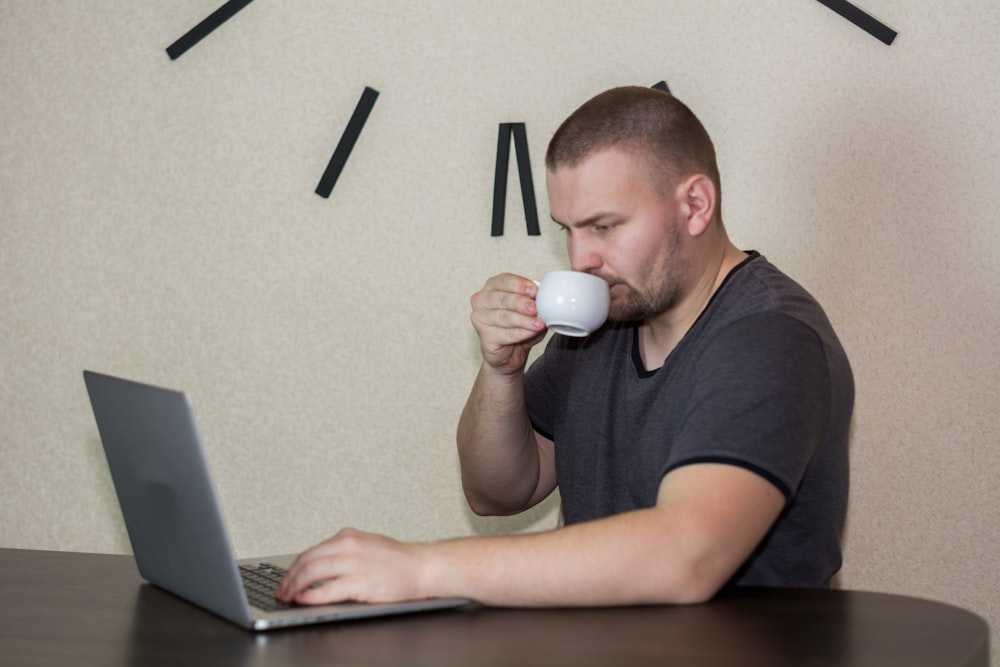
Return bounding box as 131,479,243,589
2,0,997,659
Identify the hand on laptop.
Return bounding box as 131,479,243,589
275,527,436,605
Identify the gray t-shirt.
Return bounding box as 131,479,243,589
524,252,854,588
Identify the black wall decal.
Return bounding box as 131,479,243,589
491,123,541,237
316,87,380,199
816,0,897,45
651,80,672,94
166,0,255,60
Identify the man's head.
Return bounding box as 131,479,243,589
546,86,722,226
544,87,728,325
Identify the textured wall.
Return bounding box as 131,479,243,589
2,0,997,660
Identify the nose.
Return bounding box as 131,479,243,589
567,235,602,274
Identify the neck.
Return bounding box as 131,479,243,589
638,242,747,371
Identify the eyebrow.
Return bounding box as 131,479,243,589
550,211,623,229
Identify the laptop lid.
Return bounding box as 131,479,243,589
83,370,468,630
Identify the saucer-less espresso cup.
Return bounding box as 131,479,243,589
534,271,610,337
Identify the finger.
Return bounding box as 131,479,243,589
482,272,538,298
473,274,539,316
471,288,539,321
470,302,544,337
277,532,357,599
278,554,347,601
292,577,358,605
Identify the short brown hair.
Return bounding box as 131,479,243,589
546,86,721,206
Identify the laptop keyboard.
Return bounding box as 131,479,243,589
239,562,295,612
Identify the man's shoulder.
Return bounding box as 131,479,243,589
732,253,812,298
714,253,828,325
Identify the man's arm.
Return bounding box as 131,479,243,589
455,273,555,515
276,462,785,606
456,364,556,515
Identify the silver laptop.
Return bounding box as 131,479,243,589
83,370,468,631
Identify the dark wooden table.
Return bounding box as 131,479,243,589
0,548,989,666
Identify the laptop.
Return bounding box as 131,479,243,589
83,370,469,631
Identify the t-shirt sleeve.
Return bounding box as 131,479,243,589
663,312,832,499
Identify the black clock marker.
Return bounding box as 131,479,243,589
491,123,540,237
816,0,897,45
166,0,256,60
315,87,380,199
651,80,672,94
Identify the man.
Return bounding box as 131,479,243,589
277,86,853,607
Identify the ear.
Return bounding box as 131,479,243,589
676,175,716,237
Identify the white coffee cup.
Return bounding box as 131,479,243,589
534,271,610,337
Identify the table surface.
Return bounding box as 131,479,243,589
0,548,989,667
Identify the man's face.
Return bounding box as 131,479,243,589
545,147,691,323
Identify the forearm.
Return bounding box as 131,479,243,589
424,508,719,607
423,464,785,607
456,363,546,515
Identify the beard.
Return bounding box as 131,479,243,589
604,224,689,324
608,280,683,323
